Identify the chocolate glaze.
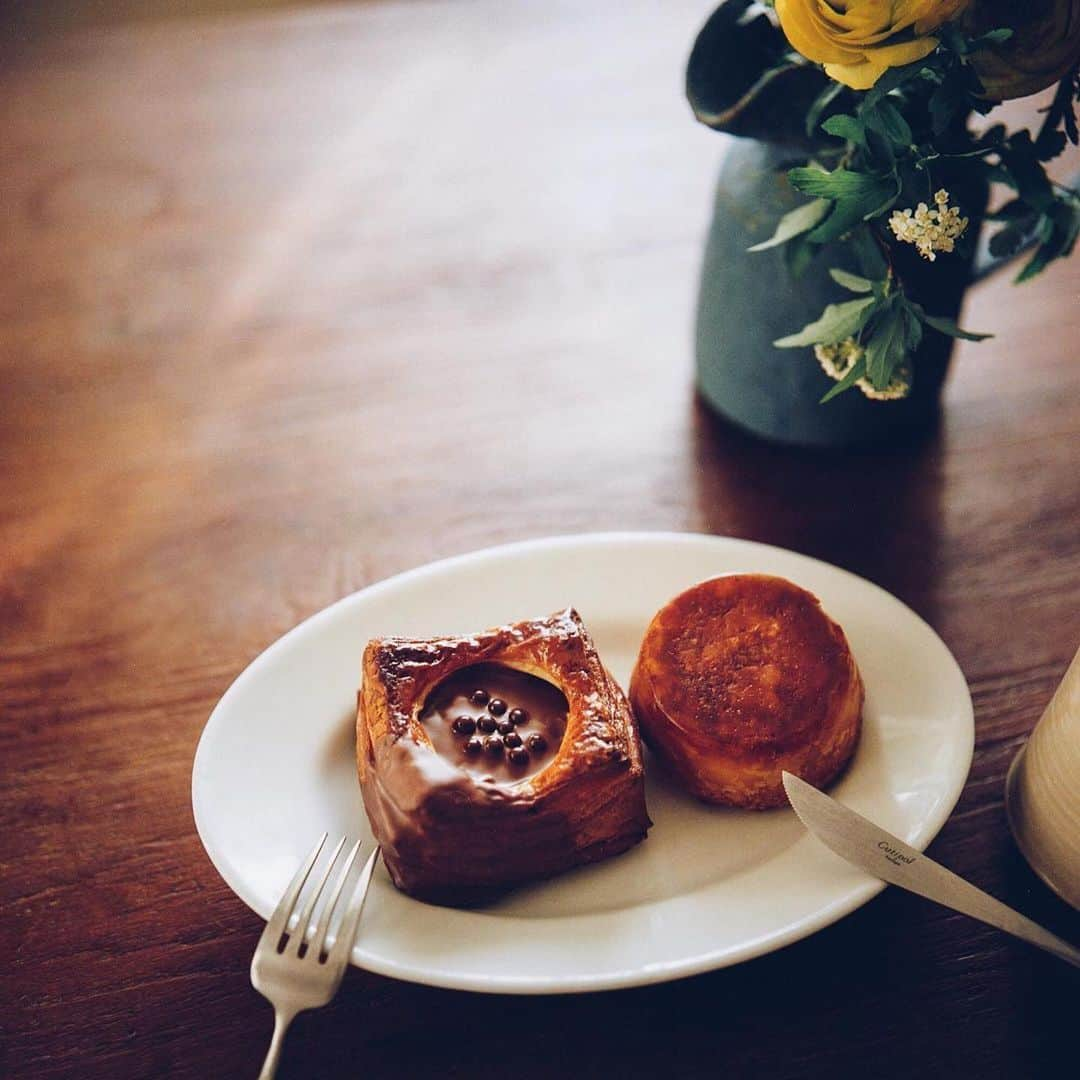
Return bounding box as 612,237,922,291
357,608,652,906
419,662,567,784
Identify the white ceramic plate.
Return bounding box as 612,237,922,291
192,532,973,994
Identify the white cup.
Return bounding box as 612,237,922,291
1005,644,1080,910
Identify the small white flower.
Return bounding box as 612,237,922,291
814,337,862,381
858,366,912,401
813,338,911,400
889,189,969,261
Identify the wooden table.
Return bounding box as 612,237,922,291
3,2,1079,1077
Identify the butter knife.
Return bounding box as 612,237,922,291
781,771,1080,969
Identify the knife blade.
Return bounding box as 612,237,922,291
781,771,1080,970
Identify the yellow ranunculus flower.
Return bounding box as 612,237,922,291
965,0,1080,100
775,0,971,90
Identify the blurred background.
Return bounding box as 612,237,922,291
6,0,345,37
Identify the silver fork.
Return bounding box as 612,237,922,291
250,834,379,1080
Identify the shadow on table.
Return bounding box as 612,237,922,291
280,882,1076,1080
688,393,948,631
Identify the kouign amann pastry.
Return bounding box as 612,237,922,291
630,574,862,809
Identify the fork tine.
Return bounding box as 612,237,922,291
324,846,380,968
262,832,327,943
287,835,346,955
311,839,362,961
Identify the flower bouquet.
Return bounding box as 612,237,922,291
688,0,1080,441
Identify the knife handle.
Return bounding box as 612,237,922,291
898,853,1080,970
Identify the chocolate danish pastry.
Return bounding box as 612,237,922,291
358,608,651,905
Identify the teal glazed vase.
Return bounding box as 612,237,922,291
694,140,987,448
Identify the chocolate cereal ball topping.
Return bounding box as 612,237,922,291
418,662,568,784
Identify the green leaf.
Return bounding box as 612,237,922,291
820,356,867,403
748,198,830,252
864,305,907,389
787,166,888,201
901,305,923,353
929,79,966,136
807,200,874,244
862,59,930,108
938,22,970,56
821,114,866,149
863,127,897,170
829,268,873,292
974,28,1013,47
774,296,876,348
1015,246,1055,283
850,226,889,278
784,234,819,279
864,100,913,148
988,220,1033,258
807,200,871,243
917,310,993,341
806,178,899,243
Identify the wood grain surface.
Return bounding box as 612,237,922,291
2,2,1078,1077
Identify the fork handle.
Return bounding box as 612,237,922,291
258,1007,297,1080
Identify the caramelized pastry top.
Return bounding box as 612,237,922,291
635,574,854,753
